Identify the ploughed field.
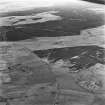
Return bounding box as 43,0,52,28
34,45,105,65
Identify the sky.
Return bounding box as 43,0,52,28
0,0,81,13
0,0,104,13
